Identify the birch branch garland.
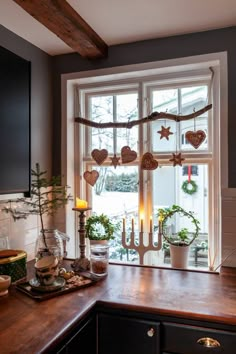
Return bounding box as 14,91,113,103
75,104,212,129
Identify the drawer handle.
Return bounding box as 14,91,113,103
197,337,221,348
147,328,155,337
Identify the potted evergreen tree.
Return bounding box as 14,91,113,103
4,163,72,260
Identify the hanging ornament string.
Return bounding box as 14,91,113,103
121,120,137,164
110,124,120,168
141,98,158,171
169,117,185,166
98,126,102,150
91,124,108,165
182,165,198,195
188,165,192,182
184,68,214,150
193,109,196,131
157,108,174,140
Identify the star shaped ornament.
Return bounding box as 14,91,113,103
157,126,173,140
110,154,120,169
169,153,185,167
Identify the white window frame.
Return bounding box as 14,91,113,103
61,52,227,269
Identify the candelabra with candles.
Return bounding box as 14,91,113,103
71,199,91,272
122,218,162,264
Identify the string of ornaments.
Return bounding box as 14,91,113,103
77,84,212,187
82,109,209,186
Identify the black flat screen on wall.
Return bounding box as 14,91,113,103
0,46,30,195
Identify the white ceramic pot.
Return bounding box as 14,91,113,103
169,244,190,269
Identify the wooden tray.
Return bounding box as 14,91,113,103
16,272,103,301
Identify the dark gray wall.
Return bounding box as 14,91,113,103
0,25,53,176
52,26,236,186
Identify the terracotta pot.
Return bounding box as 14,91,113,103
89,240,108,246
169,243,190,269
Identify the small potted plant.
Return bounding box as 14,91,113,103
158,204,200,269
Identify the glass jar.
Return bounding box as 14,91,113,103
35,229,69,262
90,244,109,277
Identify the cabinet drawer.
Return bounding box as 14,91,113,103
98,313,160,354
162,322,236,354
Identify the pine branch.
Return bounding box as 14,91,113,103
3,163,72,243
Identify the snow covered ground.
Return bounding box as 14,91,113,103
93,191,138,217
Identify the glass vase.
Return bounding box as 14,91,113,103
35,229,69,263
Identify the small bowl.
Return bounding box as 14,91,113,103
35,255,58,270
0,275,11,296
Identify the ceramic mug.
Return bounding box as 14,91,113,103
34,255,59,286
0,275,11,296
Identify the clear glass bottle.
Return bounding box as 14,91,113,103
35,229,69,262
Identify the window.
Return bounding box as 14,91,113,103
65,56,224,271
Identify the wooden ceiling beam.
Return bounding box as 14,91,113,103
13,0,108,58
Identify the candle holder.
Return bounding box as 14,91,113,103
122,222,162,265
71,207,92,272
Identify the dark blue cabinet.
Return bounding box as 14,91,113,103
56,316,96,354
97,313,161,354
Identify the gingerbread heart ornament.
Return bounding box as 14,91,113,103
121,146,137,164
83,170,99,186
141,152,158,170
91,149,108,165
185,130,206,149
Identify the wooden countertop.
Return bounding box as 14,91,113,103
0,262,236,353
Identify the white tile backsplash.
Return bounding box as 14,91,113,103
0,200,66,261
221,190,236,268
0,218,10,238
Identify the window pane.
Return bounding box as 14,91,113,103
92,165,139,263
116,93,138,152
151,89,178,152
90,96,113,152
151,163,209,269
151,86,208,153
90,93,138,155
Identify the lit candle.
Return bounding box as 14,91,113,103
150,216,153,233
158,220,162,234
131,218,134,233
76,198,88,208
123,218,126,233
140,218,143,233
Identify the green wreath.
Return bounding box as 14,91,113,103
158,204,200,246
85,214,117,241
181,180,198,195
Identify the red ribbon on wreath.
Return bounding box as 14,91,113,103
188,165,192,183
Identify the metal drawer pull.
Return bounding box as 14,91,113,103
147,328,155,337
197,337,221,348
